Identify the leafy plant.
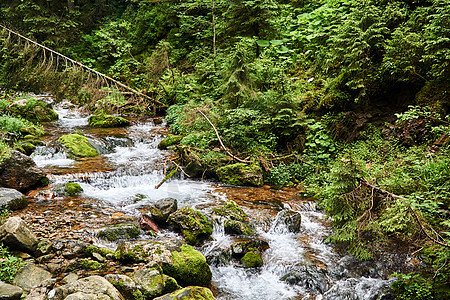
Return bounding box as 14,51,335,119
0,244,22,284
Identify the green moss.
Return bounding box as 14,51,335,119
114,243,145,263
158,135,184,150
168,207,213,246
241,249,263,268
213,201,255,235
64,182,83,196
216,163,263,186
58,133,98,157
2,98,58,123
157,286,216,300
85,245,114,257
18,141,36,156
88,114,131,128
79,259,102,270
97,223,141,242
162,244,212,287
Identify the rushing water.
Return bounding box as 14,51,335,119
30,100,398,300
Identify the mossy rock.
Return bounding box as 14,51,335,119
4,98,58,123
231,240,270,259
85,245,114,257
113,240,180,265
78,259,102,270
18,141,36,156
158,135,183,150
19,127,42,137
132,269,180,299
58,133,98,157
97,223,141,242
168,207,213,246
154,286,216,300
88,114,131,128
241,249,263,268
216,162,263,187
64,183,83,196
162,245,212,287
213,201,255,236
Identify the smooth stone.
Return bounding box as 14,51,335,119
0,281,23,300
0,188,27,211
13,264,52,292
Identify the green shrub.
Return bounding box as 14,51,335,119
0,115,44,137
0,244,22,284
0,141,12,163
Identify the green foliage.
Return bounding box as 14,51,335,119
391,273,433,300
0,243,22,284
0,114,44,137
0,141,12,164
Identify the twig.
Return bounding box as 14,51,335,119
155,167,178,189
196,109,250,163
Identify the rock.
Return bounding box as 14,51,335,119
78,259,102,270
230,240,269,259
58,134,98,157
154,286,215,300
157,135,183,150
113,241,211,287
64,183,83,196
97,223,141,242
56,240,89,259
272,210,302,233
3,99,58,123
62,274,79,284
35,240,53,257
212,201,255,236
168,207,213,246
281,265,329,295
241,249,263,268
131,269,179,299
0,188,27,211
105,274,143,300
138,214,159,233
0,151,49,192
25,278,56,300
47,275,124,300
92,252,106,263
13,264,52,292
162,244,212,287
150,198,178,224
88,114,131,128
0,281,23,300
216,163,263,187
0,217,38,253
18,141,36,156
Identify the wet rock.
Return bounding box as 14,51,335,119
168,207,213,246
0,188,27,211
97,223,141,242
150,198,178,224
35,240,53,257
78,259,102,270
138,214,159,233
205,247,232,267
88,114,131,128
114,240,180,265
241,249,263,268
64,183,83,196
272,210,302,233
154,286,215,300
58,134,98,157
158,135,183,150
3,98,58,123
0,217,38,253
231,240,269,259
162,244,212,287
212,201,255,236
18,141,36,156
281,265,329,294
58,240,89,259
0,151,49,192
132,269,179,299
25,278,56,300
0,281,23,300
47,275,124,300
13,264,52,292
216,163,263,187
322,277,395,300
105,274,143,300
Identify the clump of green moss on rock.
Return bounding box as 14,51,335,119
97,223,141,242
212,201,255,236
162,245,212,287
64,183,83,196
1,97,58,123
241,248,263,268
155,286,216,300
168,207,213,245
78,259,102,270
216,162,263,186
58,133,98,157
158,135,183,150
88,114,131,128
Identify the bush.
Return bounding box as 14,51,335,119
0,244,22,284
0,115,44,137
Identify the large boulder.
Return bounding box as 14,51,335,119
0,188,27,211
97,223,141,242
216,163,263,187
131,269,179,299
105,274,143,300
168,207,213,246
212,201,255,236
272,210,302,233
0,217,38,253
3,98,58,123
88,114,131,128
0,281,23,300
0,151,49,192
13,264,52,292
47,275,124,300
154,286,215,300
58,134,98,157
150,198,178,224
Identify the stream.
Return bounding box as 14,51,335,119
20,97,405,299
